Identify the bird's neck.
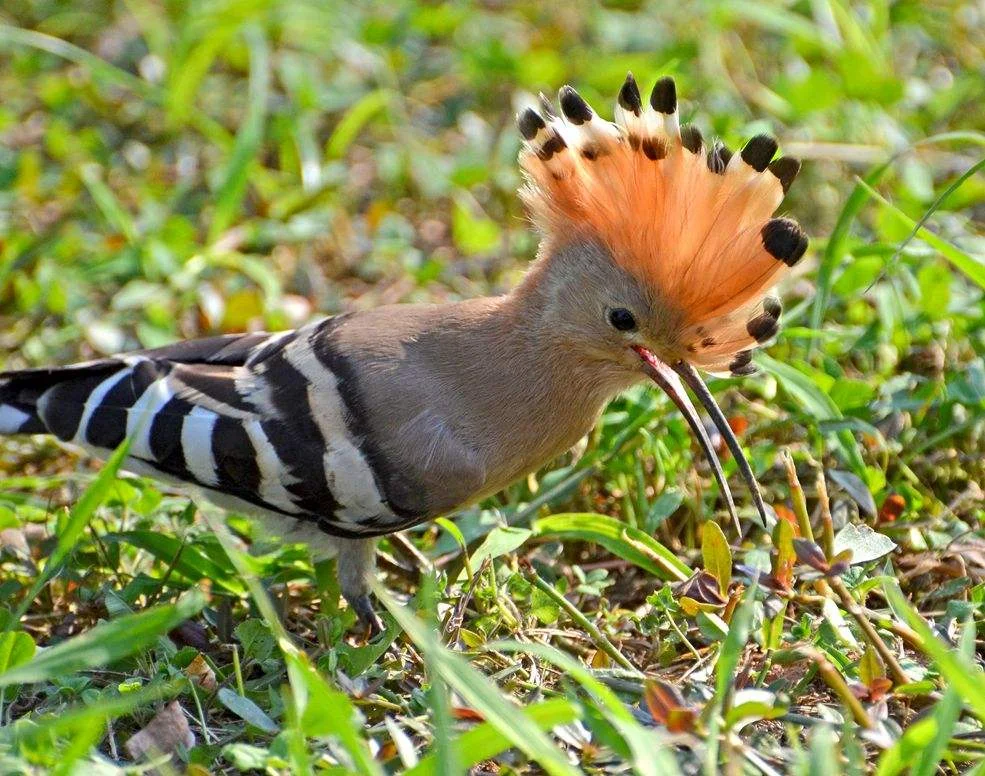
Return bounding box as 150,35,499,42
431,264,637,494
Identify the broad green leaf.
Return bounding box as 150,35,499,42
235,619,277,662
534,513,690,581
701,521,732,595
0,631,35,675
724,688,787,729
452,196,501,256
0,631,35,701
0,592,205,687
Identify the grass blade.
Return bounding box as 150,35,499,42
376,584,582,776
758,353,866,474
405,698,580,776
856,175,985,289
490,639,682,776
884,581,985,720
207,24,270,243
0,591,205,687
8,434,134,629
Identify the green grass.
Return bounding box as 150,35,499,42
0,0,983,773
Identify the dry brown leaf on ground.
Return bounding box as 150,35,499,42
125,700,195,764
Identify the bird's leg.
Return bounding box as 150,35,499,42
337,537,383,637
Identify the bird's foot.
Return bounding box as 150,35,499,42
350,593,384,639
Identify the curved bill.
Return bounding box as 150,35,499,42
672,360,769,529
633,346,768,532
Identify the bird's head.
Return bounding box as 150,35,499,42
516,74,809,528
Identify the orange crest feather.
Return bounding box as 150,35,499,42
517,74,808,375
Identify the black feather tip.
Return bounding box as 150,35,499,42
706,141,732,174
740,134,778,172
650,76,677,114
729,350,757,376
763,295,782,319
762,218,808,266
746,313,780,343
559,86,593,125
769,156,801,194
680,124,703,154
517,108,546,140
618,72,642,115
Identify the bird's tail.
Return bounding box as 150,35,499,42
0,362,123,438
0,371,49,435
516,74,808,375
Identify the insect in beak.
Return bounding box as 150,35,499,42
632,346,769,533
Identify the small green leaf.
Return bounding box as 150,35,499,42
833,523,897,565
234,619,276,663
0,631,36,701
325,89,391,159
701,521,732,595
470,526,531,568
859,644,885,687
217,687,279,734
452,197,501,256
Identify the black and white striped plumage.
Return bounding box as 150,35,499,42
0,316,426,541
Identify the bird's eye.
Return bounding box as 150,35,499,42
608,308,637,332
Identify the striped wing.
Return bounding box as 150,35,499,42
0,320,422,538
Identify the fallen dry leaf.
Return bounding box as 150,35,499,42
185,653,217,692
125,700,195,764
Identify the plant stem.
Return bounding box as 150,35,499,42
525,569,639,674
782,451,814,541
828,577,910,687
809,648,874,729
816,471,835,559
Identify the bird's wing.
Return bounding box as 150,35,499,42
0,320,426,537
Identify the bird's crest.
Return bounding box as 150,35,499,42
517,74,808,375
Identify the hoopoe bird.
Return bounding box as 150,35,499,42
0,74,806,633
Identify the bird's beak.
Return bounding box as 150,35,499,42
633,346,768,532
